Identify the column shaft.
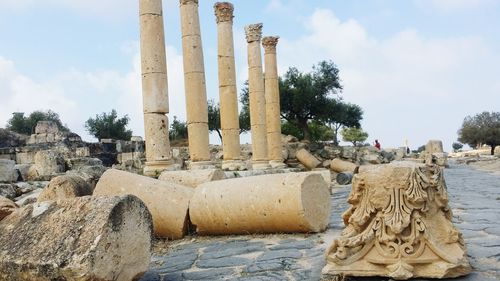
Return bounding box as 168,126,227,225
245,23,269,169
179,0,211,165
262,36,285,168
214,2,244,170
139,0,174,175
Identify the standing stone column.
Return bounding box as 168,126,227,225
262,36,286,168
179,0,212,169
140,0,175,176
245,23,270,170
214,2,245,171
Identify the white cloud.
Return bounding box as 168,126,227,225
277,8,500,150
0,42,187,142
415,0,497,12
0,0,35,10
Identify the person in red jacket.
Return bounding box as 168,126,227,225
374,139,381,150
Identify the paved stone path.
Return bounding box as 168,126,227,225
141,161,499,281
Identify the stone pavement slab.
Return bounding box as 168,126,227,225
142,161,499,281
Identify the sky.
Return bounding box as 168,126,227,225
0,0,499,151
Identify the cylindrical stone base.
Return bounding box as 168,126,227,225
93,169,193,239
0,195,152,281
330,158,357,173
189,172,331,235
222,159,247,171
296,148,321,170
158,169,225,188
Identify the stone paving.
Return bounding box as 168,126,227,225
140,161,499,281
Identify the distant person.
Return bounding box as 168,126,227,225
374,139,381,150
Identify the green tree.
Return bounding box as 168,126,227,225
326,101,363,145
238,82,251,134
452,142,463,152
85,109,132,141
341,127,368,146
207,100,222,142
6,110,69,134
169,116,188,140
279,60,343,141
458,111,500,155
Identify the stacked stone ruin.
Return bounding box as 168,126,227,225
0,1,473,280
139,0,286,175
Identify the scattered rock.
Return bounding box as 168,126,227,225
37,175,93,202
0,196,18,220
0,195,153,281
0,159,17,183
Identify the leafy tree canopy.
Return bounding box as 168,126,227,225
458,111,500,155
169,116,188,141
341,127,368,146
452,142,463,152
279,60,343,141
325,100,363,145
6,110,69,135
207,100,222,142
85,109,132,141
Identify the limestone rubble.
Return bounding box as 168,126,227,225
0,195,153,281
94,169,193,239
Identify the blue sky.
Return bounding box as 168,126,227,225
0,0,499,151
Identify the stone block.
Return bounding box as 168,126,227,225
27,150,65,181
37,175,93,202
295,148,321,170
93,169,193,239
0,195,152,281
425,139,444,154
16,151,35,164
323,162,471,280
75,147,90,157
0,184,16,200
0,159,17,183
158,169,225,188
190,172,330,235
0,196,18,221
330,158,357,173
34,121,59,134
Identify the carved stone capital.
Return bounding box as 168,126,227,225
262,36,279,53
322,162,471,280
214,2,234,24
180,0,198,5
244,23,263,43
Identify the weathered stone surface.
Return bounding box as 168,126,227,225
27,150,65,181
158,168,225,188
34,121,59,134
190,172,330,235
37,175,93,202
0,183,16,199
425,139,444,154
94,169,193,239
0,195,153,281
0,196,18,220
330,158,357,173
323,162,471,280
296,148,321,170
0,159,17,183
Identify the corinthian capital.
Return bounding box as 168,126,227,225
245,23,263,43
214,2,234,24
180,0,198,5
262,36,279,53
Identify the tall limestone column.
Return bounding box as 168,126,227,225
140,0,175,176
214,2,245,171
262,36,286,168
245,23,270,170
179,0,212,169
